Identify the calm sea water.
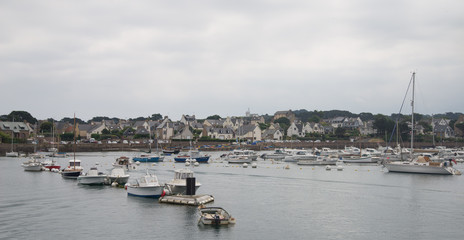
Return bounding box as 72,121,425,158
1,151,464,240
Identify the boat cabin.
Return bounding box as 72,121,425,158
68,160,81,167
175,169,194,180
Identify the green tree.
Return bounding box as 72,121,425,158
274,117,290,135
151,114,163,121
101,129,110,135
60,133,74,141
308,115,320,123
335,127,346,138
7,111,37,124
40,122,53,133
206,115,221,120
258,122,269,130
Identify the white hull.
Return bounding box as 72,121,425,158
6,152,19,157
342,157,377,163
384,162,456,175
127,185,164,198
227,158,252,164
77,176,107,185
22,164,42,171
107,176,129,185
297,160,338,166
166,184,201,195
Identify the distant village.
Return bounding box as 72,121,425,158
1,109,463,145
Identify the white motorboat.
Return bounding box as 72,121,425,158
383,72,460,175
107,168,130,185
341,154,378,163
260,149,289,160
61,159,83,178
297,155,339,165
6,151,19,157
165,168,201,195
231,149,258,161
126,171,164,198
225,154,252,164
77,166,107,185
21,159,42,171
112,156,136,171
198,206,236,226
283,149,317,162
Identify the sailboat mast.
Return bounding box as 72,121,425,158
410,72,415,160
73,114,76,169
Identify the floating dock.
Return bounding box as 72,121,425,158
159,194,214,206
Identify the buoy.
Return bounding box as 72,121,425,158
185,162,190,166
243,163,248,168
136,161,141,165
284,165,290,170
124,183,128,190
111,182,118,187
251,163,257,168
151,163,157,166
325,165,331,171
95,162,99,165
337,165,343,171
194,162,199,167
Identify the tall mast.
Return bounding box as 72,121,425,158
410,72,415,159
73,113,76,169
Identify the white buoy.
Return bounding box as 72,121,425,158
136,161,141,165
326,165,332,171
185,162,190,166
243,163,248,168
95,162,100,165
251,162,257,168
194,162,199,167
337,165,344,171
151,163,157,167
284,165,290,170
111,182,118,187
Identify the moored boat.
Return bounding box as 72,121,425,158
107,168,130,185
174,150,210,163
77,166,107,185
198,206,236,226
21,159,43,171
61,159,83,179
165,168,201,195
126,171,164,198
133,154,164,163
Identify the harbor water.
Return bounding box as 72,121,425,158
1,151,464,240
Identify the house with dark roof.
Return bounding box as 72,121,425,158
262,129,283,140
202,127,234,140
0,121,32,139
236,124,262,141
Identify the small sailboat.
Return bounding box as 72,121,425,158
21,158,42,171
61,114,82,179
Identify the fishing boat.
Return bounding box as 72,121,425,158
21,158,43,171
260,148,289,160
174,150,210,163
383,72,460,175
198,206,236,226
126,171,164,198
107,168,130,185
165,168,201,195
341,153,378,163
77,166,107,185
61,159,83,178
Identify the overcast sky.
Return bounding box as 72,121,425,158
1,0,463,121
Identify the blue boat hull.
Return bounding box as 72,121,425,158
174,157,210,163
133,157,163,162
